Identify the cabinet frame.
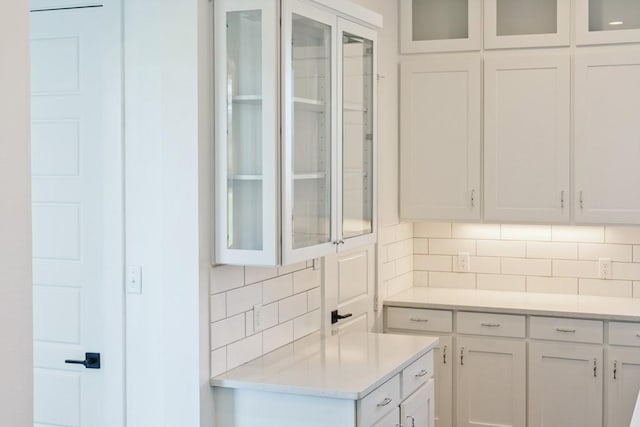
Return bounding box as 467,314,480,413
576,0,640,45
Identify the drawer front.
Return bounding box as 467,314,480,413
359,374,401,427
385,307,453,333
401,350,434,399
530,316,603,344
456,311,525,338
609,322,640,347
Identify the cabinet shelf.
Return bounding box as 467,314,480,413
229,174,263,181
293,172,327,180
293,97,326,112
343,102,367,112
232,95,263,105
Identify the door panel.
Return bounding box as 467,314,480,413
606,347,640,427
401,380,435,427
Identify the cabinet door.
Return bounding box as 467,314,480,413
282,0,338,264
434,335,453,427
372,407,400,427
400,57,481,221
337,19,377,252
484,0,570,48
401,380,435,427
455,336,526,427
577,0,640,45
575,52,640,224
484,55,570,223
399,0,481,53
606,346,640,427
529,341,603,427
214,0,279,265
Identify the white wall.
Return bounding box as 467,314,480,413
0,2,33,425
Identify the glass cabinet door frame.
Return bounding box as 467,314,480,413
400,0,482,54
576,0,640,45
281,0,339,265
336,18,378,253
214,0,279,265
484,0,570,49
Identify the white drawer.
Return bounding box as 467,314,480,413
372,407,399,427
385,307,453,333
609,322,640,347
358,374,401,427
530,316,603,344
456,311,525,338
401,350,433,399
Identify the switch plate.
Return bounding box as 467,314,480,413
457,252,470,272
598,258,611,279
126,265,142,294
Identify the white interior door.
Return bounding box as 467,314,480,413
324,244,375,334
31,2,124,426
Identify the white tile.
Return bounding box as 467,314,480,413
467,257,501,274
634,282,640,298
428,272,476,289
210,347,227,377
429,239,476,255
227,333,262,370
210,293,226,322
382,261,397,281
414,238,429,254
262,275,293,304
501,224,551,241
387,272,414,296
552,260,599,279
397,222,414,241
278,261,307,275
552,226,604,243
396,255,413,276
452,223,501,240
293,268,321,294
477,240,526,257
579,279,633,298
634,246,640,263
245,311,255,336
414,222,452,238
210,313,245,350
378,225,398,245
226,283,262,317
387,239,413,261
211,265,244,294
245,266,278,285
605,227,640,244
279,293,307,323
263,322,293,354
526,242,577,260
477,274,525,292
260,302,279,330
307,287,321,311
612,263,640,281
502,258,551,276
414,254,452,272
578,243,632,262
414,271,428,286
293,309,321,340
526,277,578,295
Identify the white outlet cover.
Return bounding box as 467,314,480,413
598,258,612,279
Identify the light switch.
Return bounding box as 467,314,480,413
126,265,142,294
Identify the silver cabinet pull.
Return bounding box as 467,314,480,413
635,333,640,338
594,358,598,378
406,415,416,427
579,191,584,210
614,360,618,380
481,323,501,328
415,369,428,378
460,347,465,366
377,397,392,407
443,345,447,365
561,190,565,208
556,328,577,333
471,189,476,207
410,318,429,323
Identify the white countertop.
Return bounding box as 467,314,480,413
210,331,438,400
384,287,640,322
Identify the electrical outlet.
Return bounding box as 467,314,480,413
598,258,612,279
457,252,470,272
254,304,262,331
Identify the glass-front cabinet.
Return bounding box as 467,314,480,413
215,0,379,266
577,0,640,45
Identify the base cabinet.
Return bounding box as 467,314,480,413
606,346,640,427
433,335,453,427
401,380,435,427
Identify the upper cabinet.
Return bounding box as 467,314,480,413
400,0,481,53
214,0,380,266
484,0,570,48
577,0,640,45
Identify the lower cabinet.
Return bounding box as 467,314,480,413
455,337,526,427
373,380,435,427
606,346,640,427
433,335,453,427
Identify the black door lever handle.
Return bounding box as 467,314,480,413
65,352,101,369
331,310,353,325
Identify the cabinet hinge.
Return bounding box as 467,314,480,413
365,134,373,141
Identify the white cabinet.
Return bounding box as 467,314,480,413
400,56,481,221
214,0,378,265
401,380,435,427
529,341,603,427
483,0,570,49
399,0,481,53
576,0,640,45
432,335,453,427
606,346,640,427
484,55,570,223
575,52,640,225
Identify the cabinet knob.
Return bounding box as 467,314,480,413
377,397,392,407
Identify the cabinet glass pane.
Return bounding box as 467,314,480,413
226,10,263,250
496,0,557,36
589,0,640,31
342,33,373,239
291,14,332,249
412,0,468,41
